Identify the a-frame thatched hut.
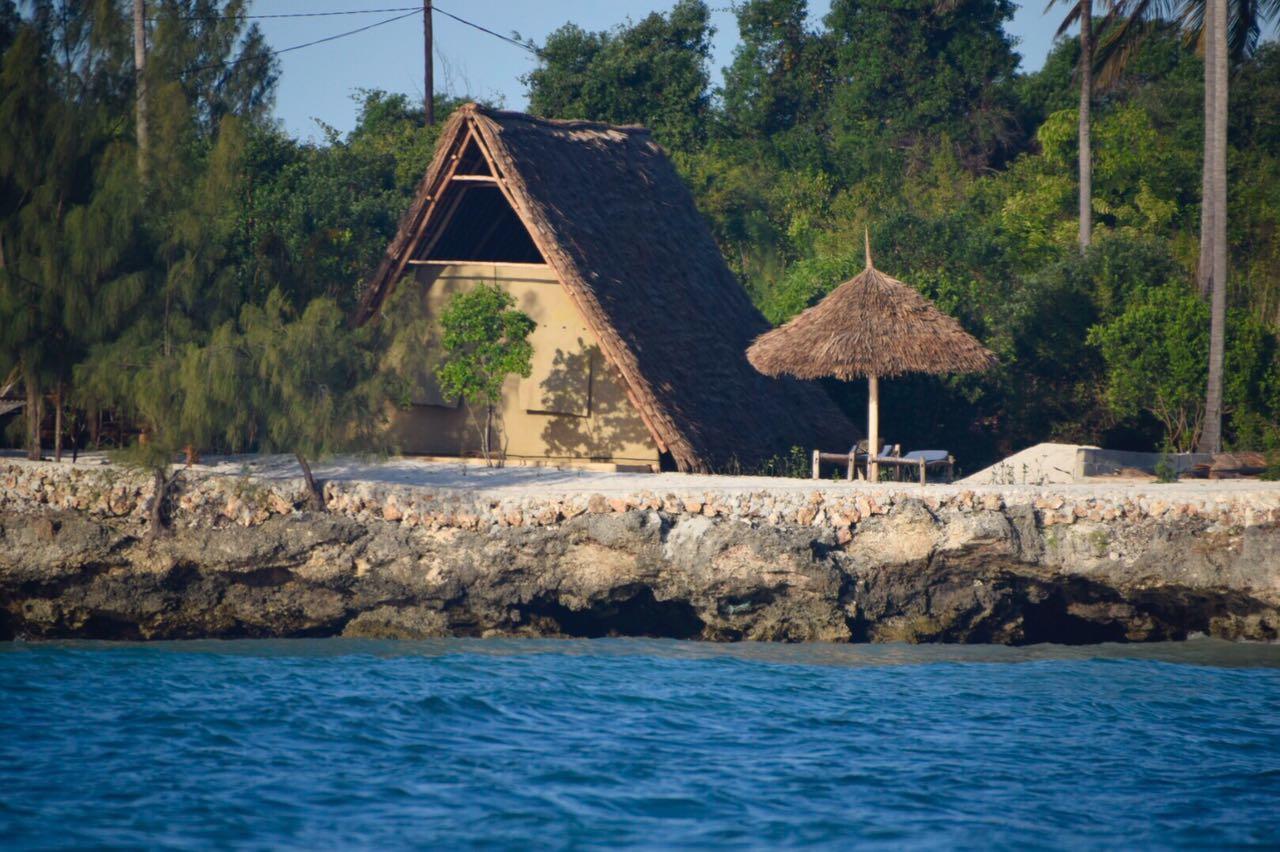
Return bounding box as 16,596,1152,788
357,103,851,472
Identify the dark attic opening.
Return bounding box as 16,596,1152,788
422,183,545,264
453,137,493,175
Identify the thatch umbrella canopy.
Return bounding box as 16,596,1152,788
747,233,996,478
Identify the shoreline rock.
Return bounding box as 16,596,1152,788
1,459,1278,643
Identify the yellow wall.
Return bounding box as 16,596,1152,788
387,262,660,468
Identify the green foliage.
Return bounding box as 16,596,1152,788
1089,283,1210,451
1154,455,1181,483
750,445,812,479
231,91,463,313
824,0,1024,177
721,0,832,150
239,292,386,464
146,0,278,131
525,0,713,150
435,284,536,407
434,284,535,463
0,7,145,457
1262,448,1280,480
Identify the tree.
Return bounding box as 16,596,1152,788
239,291,386,509
1199,0,1229,452
1078,0,1280,452
721,0,832,156
231,91,457,314
1089,282,1210,451
524,0,714,150
145,0,277,133
434,284,535,466
0,10,134,460
823,0,1024,177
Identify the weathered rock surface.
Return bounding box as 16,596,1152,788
1,460,1279,643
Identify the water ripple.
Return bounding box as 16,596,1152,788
2,638,1279,849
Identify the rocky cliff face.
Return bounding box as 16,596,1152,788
2,460,1278,643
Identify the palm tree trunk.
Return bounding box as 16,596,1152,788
1200,0,1229,454
1078,0,1093,252
133,0,148,181
1197,23,1216,297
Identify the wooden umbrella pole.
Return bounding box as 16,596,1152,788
867,375,880,481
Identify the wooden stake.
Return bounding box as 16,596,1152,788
867,375,880,482
53,383,63,463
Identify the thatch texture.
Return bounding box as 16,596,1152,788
358,104,852,472
747,265,997,380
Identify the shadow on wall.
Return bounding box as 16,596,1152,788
538,342,651,461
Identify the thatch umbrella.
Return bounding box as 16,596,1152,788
747,232,997,479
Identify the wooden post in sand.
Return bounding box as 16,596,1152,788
867,375,880,481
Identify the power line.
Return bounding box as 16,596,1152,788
432,6,540,56
149,6,420,22
187,8,421,74
151,4,540,62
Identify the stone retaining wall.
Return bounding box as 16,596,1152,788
2,459,1279,643
4,460,1278,536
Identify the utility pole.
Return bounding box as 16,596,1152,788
1077,0,1092,252
133,0,148,179
423,0,434,125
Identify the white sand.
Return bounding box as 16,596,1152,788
10,450,1279,499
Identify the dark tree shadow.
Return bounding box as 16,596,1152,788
538,341,653,461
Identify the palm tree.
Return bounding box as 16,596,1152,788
1199,0,1229,452
1046,0,1097,251
1082,0,1279,452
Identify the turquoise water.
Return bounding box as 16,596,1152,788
2,639,1279,849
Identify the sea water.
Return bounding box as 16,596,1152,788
2,638,1279,849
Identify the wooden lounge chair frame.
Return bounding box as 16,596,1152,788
811,445,955,484
811,441,896,481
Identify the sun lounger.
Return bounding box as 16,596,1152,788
874,449,954,484
811,441,899,481
811,445,954,483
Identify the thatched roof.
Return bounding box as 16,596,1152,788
357,103,852,472
747,261,997,381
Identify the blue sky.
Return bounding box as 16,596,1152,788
257,1,1074,141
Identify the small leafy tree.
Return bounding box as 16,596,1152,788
435,284,535,466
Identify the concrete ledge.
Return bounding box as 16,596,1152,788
1075,448,1212,479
